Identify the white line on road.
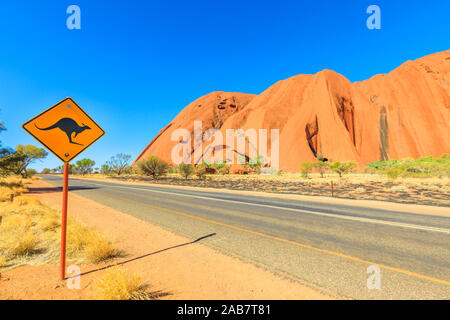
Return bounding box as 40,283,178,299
73,179,450,235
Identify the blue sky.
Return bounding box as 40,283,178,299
0,0,449,171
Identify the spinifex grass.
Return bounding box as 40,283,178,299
0,177,121,271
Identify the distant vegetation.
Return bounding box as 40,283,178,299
137,156,169,179
41,154,449,181
366,155,450,179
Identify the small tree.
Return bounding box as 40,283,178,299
13,144,48,177
314,161,329,178
301,161,314,178
53,166,63,174
0,148,27,176
330,161,358,178
100,164,113,175
195,166,207,179
137,156,169,179
213,159,230,173
41,168,51,174
194,161,212,179
107,153,132,175
26,168,37,177
178,163,194,179
75,158,96,175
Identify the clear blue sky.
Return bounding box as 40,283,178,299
0,0,448,171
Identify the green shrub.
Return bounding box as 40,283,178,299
366,155,450,178
137,156,169,179
25,169,37,177
195,166,207,180
386,168,402,180
178,163,194,179
218,166,229,175
313,161,329,178
330,161,358,178
301,162,314,178
214,160,230,175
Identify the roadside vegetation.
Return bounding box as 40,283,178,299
0,176,121,272
45,152,449,184
365,155,449,179
93,267,152,300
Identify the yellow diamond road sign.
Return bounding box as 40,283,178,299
22,98,105,163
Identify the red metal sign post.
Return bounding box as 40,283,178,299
60,163,69,280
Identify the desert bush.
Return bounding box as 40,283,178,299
168,165,177,174
26,169,37,177
137,156,169,179
330,161,358,178
41,168,51,174
105,154,132,176
386,168,402,180
214,159,230,174
194,161,213,179
247,155,265,174
93,267,150,300
75,158,96,175
301,162,314,178
195,166,208,180
366,155,450,178
314,161,329,178
100,164,113,175
218,166,230,175
178,163,194,179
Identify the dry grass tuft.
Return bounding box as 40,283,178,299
390,185,408,192
67,222,121,263
93,267,150,300
0,186,13,202
3,231,39,257
0,255,6,268
0,176,24,188
84,232,121,263
0,177,121,270
14,195,41,206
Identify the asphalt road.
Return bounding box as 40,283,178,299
40,175,450,299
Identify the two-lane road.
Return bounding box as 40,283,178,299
40,175,450,299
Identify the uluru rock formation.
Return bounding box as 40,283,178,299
134,50,450,172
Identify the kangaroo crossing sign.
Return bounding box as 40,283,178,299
22,97,105,163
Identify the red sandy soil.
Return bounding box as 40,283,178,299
0,179,330,300
134,50,450,171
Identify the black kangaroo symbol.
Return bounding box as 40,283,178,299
35,118,91,146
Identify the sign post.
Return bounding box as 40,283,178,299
61,163,69,280
22,97,104,280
